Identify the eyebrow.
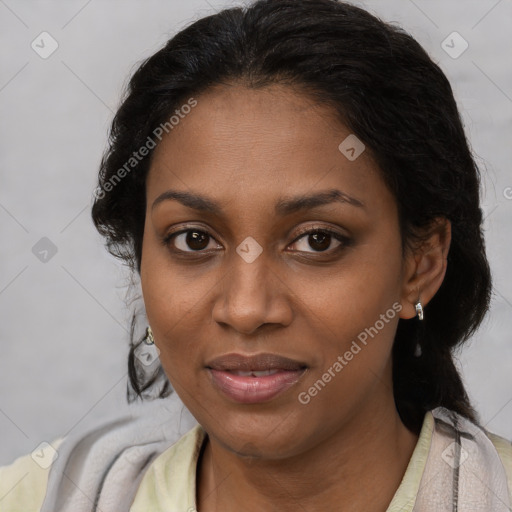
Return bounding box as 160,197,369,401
151,188,364,215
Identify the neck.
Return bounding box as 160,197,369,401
197,393,420,512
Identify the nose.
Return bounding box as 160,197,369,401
212,253,293,335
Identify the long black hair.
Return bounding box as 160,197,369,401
92,0,492,434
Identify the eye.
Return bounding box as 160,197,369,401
163,226,350,256
164,229,222,253
289,228,349,253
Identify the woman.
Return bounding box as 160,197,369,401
1,0,510,510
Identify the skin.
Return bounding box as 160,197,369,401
140,83,451,512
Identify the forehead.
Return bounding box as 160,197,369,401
146,84,390,215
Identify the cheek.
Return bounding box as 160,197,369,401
139,232,215,386
140,226,202,325
293,255,403,421
300,236,403,347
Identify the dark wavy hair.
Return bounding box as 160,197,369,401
91,0,492,434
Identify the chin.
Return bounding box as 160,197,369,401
202,405,311,460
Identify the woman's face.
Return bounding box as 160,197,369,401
141,84,416,458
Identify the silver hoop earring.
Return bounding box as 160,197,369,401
144,326,155,345
415,301,424,321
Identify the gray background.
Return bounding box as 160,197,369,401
0,0,511,465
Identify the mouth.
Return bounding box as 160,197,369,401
205,353,308,404
226,369,285,377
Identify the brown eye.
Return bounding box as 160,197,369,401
165,229,221,252
307,232,331,252
289,228,349,253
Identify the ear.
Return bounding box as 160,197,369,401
399,217,451,320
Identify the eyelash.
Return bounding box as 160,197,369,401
162,225,351,257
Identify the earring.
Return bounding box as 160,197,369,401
414,300,423,357
143,326,155,345
415,301,424,321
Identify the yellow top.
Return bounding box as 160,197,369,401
1,411,511,512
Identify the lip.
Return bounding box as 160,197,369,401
206,353,308,404
206,352,307,372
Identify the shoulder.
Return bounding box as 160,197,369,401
487,430,512,494
0,438,64,512
130,424,206,511
0,398,198,512
427,407,512,506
